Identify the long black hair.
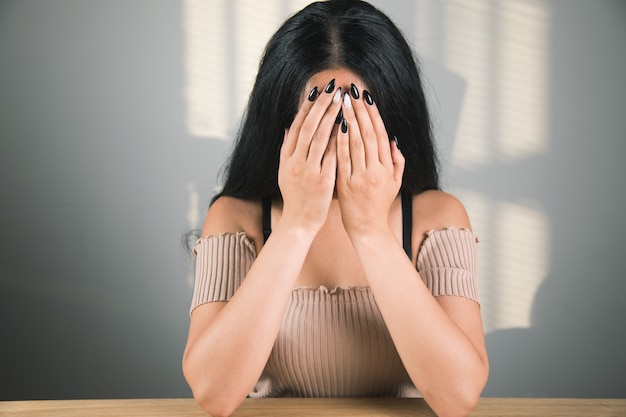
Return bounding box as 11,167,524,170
213,0,438,203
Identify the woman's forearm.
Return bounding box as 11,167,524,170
183,223,316,416
349,228,488,417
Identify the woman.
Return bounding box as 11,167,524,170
182,1,489,416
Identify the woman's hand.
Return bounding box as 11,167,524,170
278,79,343,234
336,85,405,237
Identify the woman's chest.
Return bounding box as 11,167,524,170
262,287,412,397
295,221,369,289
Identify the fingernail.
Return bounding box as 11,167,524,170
363,90,374,105
341,118,348,133
333,87,342,103
325,78,336,94
308,86,318,102
393,136,400,149
350,83,360,99
343,93,352,109
335,108,343,124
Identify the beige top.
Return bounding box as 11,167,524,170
190,227,479,398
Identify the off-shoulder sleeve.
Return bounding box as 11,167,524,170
189,232,257,316
416,227,480,303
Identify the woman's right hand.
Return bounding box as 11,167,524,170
278,79,343,233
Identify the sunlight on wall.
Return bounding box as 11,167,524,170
183,0,311,140
495,1,550,161
493,202,550,329
463,191,550,331
232,1,282,122
417,0,552,332
445,1,493,168
183,0,277,140
183,0,229,139
445,0,550,168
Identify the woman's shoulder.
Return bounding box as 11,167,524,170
201,196,264,246
411,189,472,234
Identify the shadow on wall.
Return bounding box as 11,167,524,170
486,266,626,398
0,286,182,399
483,0,626,397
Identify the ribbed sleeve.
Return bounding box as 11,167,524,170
416,227,480,303
189,232,257,316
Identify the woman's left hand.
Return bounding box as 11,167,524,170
336,85,405,237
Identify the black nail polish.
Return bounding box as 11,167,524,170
325,79,336,93
335,108,343,124
308,86,319,101
363,90,374,105
350,83,360,99
341,118,348,134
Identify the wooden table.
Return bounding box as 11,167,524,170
1,398,625,416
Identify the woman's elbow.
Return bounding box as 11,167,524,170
430,365,488,417
186,376,246,417
425,382,482,417
432,391,481,417
182,356,245,416
193,392,243,417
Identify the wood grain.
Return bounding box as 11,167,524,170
1,397,625,417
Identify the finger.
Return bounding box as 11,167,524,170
321,126,338,179
294,79,341,159
336,112,351,182
307,87,343,164
282,85,319,158
341,93,366,175
362,89,392,165
349,83,379,168
279,128,290,160
391,137,405,183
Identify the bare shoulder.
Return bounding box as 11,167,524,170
201,196,263,246
412,189,472,233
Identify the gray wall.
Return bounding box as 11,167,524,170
1,0,624,400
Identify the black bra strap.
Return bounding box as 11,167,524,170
401,192,413,259
262,196,272,243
